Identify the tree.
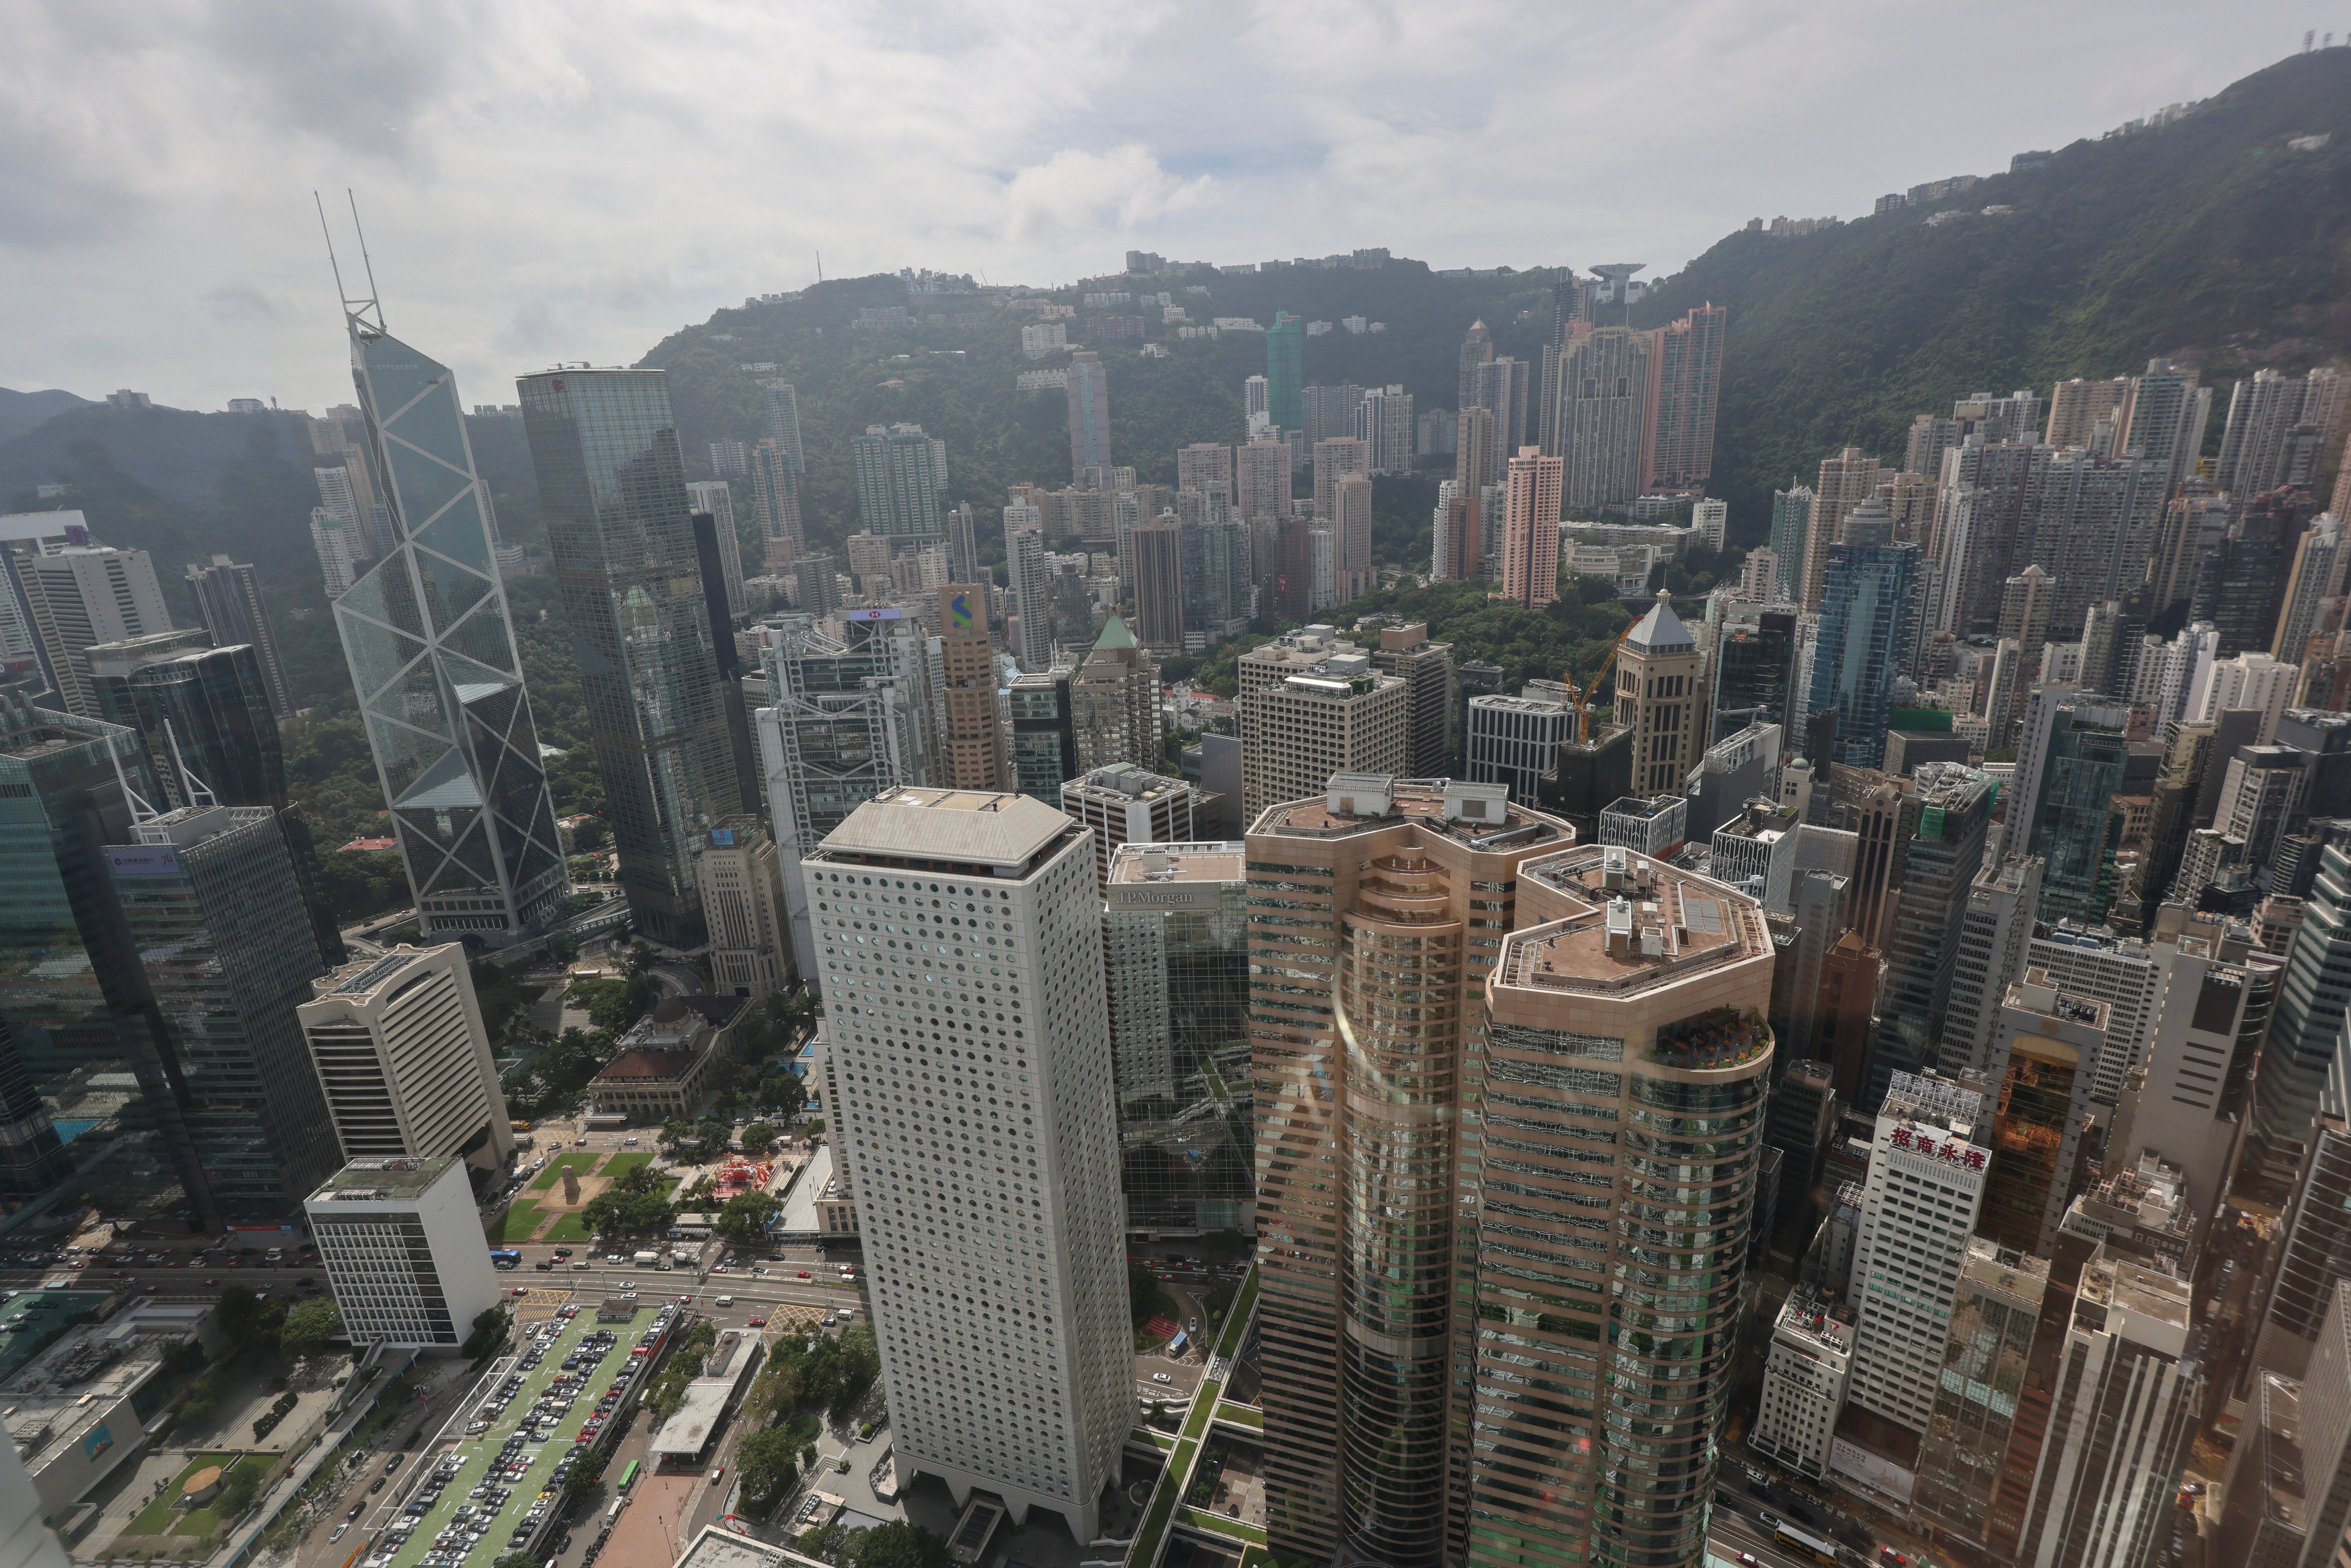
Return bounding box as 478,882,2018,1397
561,1446,608,1502
761,1073,808,1121
798,1523,849,1563
739,1121,778,1157
216,1285,264,1349
735,1427,800,1515
844,1521,950,1568
278,1298,344,1364
719,1191,781,1242
460,1306,510,1362
216,1462,262,1518
583,1157,678,1237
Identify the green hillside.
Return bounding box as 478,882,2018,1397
1637,46,2351,538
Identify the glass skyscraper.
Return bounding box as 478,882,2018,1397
518,367,742,947
1101,842,1252,1233
1806,497,1919,769
338,310,570,943
1268,312,1305,434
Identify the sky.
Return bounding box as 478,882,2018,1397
0,0,2306,416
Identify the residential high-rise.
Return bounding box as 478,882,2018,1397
1612,591,1706,795
337,308,570,944
1131,521,1185,653
2127,913,2276,1221
946,501,979,586
936,584,1010,791
1551,326,1650,513
1641,301,1726,491
1768,483,1815,603
1068,615,1159,776
2113,358,2213,494
1176,443,1235,504
2275,513,2350,664
1802,448,1888,611
1066,352,1111,477
1866,764,1991,1106
2015,691,2133,927
1061,764,1198,892
1912,1241,2052,1546
1498,446,1563,609
107,804,340,1215
309,509,357,598
807,789,1132,1539
1843,1072,1991,1452
695,818,792,1000
1357,384,1415,475
1102,841,1251,1230
851,423,946,541
2220,368,2350,495
307,1155,500,1350
747,439,803,573
2046,375,2129,449
519,366,741,946
1457,319,1494,411
2013,1250,2200,1568
1003,511,1055,669
297,943,514,1172
18,543,171,717
1236,438,1292,522
182,556,293,719
1235,630,1409,820
1469,356,1531,475
760,378,805,471
1807,498,1919,769
2025,449,2167,639
2253,1084,2351,1382
754,613,933,986
1267,312,1304,435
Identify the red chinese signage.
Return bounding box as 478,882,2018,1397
1888,1125,1987,1171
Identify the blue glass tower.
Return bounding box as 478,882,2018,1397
1806,497,1919,770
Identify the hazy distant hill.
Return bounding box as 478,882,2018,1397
1637,46,2351,536
0,388,90,445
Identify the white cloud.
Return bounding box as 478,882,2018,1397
0,0,2300,413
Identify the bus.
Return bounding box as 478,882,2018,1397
1772,1521,1841,1566
1166,1330,1188,1357
490,1250,522,1271
617,1460,640,1493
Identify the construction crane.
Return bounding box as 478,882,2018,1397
1567,617,1640,744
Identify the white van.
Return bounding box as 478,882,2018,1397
715,1295,734,1307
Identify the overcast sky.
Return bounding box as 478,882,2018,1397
0,1,2303,416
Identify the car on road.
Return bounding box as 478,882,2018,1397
709,1466,725,1484
348,1502,366,1519
1151,1373,1172,1384
748,1317,766,1327
1733,1555,1758,1567
370,1477,386,1494
796,1270,811,1279
605,1254,623,1264
331,1524,347,1543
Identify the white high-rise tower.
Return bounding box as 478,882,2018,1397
805,788,1130,1539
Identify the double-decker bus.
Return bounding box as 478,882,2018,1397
1772,1520,1841,1566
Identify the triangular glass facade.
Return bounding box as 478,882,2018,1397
335,322,571,941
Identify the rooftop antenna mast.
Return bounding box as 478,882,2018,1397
314,189,387,334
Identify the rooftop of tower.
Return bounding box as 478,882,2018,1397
1106,841,1244,886
1498,843,1771,1000
814,786,1085,877
1253,774,1571,849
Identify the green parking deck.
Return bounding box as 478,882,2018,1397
367,1303,655,1568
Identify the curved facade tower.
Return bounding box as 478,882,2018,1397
336,301,571,942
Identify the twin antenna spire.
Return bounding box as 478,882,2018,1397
315,189,386,334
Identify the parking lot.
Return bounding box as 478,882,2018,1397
353,1302,671,1568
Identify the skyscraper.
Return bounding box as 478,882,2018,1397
747,439,803,573
1911,1241,2051,1546
1130,521,1184,654
1977,979,2105,1256
1457,319,1493,412
518,366,739,946
1357,384,1415,475
1768,483,1815,603
1368,624,1455,778
1068,615,1159,776
1807,498,1918,769
1101,841,1250,1230
936,584,1010,791
1267,312,1304,435
297,943,514,1171
311,509,358,598
760,379,805,471
1711,603,1800,740
1176,443,1235,504
1007,668,1076,803
1065,351,1111,477
182,556,293,719
1470,355,1530,474
1641,301,1726,491
1235,438,1292,522
754,613,932,986
1552,326,1650,513
108,804,340,1215
2247,843,2351,1197
684,479,749,622
2113,358,2212,494
808,789,1133,1540
1235,630,1409,819
1331,475,1373,603
1498,447,1563,609
2016,693,2132,927
20,544,172,717
852,423,946,541
336,304,571,944
1866,764,1992,1106
1613,592,1706,794
2220,367,2349,495
695,818,792,1000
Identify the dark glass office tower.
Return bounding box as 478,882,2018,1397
1102,842,1251,1232
338,307,571,943
1711,605,1799,742
1008,669,1076,803
183,556,295,718
0,696,216,1225
1865,764,1992,1109
107,806,339,1217
520,368,742,946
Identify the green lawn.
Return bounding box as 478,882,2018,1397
528,1151,601,1191
1215,1403,1264,1429
485,1202,544,1243
1179,1505,1268,1546
542,1211,594,1242
126,1453,268,1538
601,1151,654,1177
